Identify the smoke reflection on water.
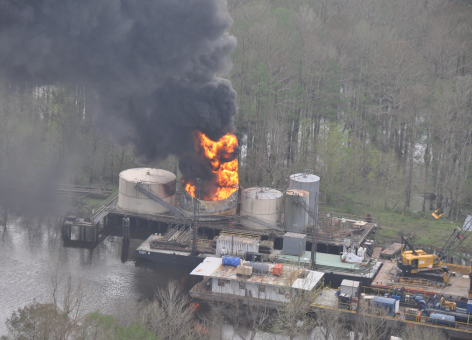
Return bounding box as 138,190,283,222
0,217,193,336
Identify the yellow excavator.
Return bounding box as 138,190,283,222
432,208,444,219
397,227,469,282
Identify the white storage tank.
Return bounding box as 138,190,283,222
289,172,320,225
284,189,309,233
240,187,283,230
118,168,176,215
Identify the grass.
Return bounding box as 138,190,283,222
321,204,465,252
84,198,106,210
73,182,119,215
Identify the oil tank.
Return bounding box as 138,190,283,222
289,172,320,225
240,187,283,230
429,313,455,327
179,189,238,218
118,168,176,214
284,189,309,232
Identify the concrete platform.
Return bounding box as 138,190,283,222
379,243,402,259
371,247,382,259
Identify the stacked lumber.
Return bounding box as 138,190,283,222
259,240,274,254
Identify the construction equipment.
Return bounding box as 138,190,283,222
432,208,444,219
397,226,470,281
397,236,445,277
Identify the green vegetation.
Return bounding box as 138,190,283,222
230,0,472,228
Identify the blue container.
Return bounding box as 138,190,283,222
418,300,426,307
373,296,397,316
414,295,424,302
222,256,240,266
429,313,455,327
467,300,472,314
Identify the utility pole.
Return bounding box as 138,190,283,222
192,178,201,256
310,191,319,270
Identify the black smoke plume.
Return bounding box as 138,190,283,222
0,0,238,201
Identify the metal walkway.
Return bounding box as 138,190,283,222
91,190,118,224
134,182,189,221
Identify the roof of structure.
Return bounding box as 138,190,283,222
190,257,324,291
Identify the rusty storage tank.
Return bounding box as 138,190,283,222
118,168,176,214
240,187,283,230
284,189,309,233
179,190,238,218
289,172,320,225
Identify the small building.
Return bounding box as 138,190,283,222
340,279,360,297
189,257,325,307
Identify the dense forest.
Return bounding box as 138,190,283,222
1,0,472,219
230,0,472,218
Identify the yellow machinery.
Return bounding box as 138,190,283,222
397,227,469,281
397,236,443,276
440,296,456,311
432,208,444,219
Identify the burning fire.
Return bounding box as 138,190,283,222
184,131,239,201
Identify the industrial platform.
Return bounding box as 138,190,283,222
135,234,214,267
372,260,471,297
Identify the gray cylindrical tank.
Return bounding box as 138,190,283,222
289,172,320,225
118,168,176,214
240,187,283,230
284,189,309,232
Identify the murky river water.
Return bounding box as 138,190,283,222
0,216,193,336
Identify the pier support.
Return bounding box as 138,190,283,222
121,241,130,262
3,208,7,230
122,217,130,243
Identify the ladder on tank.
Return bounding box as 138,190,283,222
291,194,318,223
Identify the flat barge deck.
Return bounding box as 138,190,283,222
135,234,214,267
372,259,471,297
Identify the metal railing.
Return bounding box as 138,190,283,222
314,300,472,332
91,189,118,219
395,277,442,288
135,182,188,221
442,262,472,274
292,194,318,222
238,214,284,231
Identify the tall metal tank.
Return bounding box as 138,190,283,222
240,187,283,230
179,189,238,218
289,172,320,225
284,189,309,232
118,168,176,214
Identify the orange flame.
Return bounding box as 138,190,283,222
184,131,238,201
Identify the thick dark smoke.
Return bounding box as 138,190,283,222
0,0,238,199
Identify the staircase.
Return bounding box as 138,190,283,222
292,194,317,222
91,190,118,224
135,182,189,221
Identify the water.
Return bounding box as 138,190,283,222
0,216,192,336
